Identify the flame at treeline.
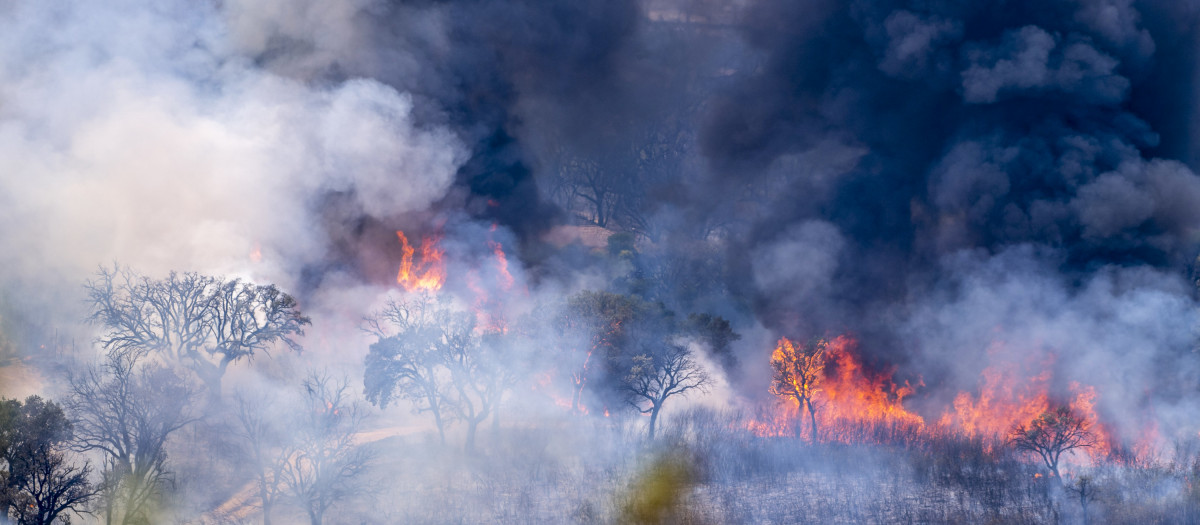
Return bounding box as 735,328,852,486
395,228,517,333
751,335,1122,463
395,231,446,292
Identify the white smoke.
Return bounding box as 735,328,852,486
0,0,465,296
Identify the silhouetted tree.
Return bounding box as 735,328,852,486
444,322,515,453
0,396,95,525
86,265,310,403
66,351,197,524
364,296,455,444
1009,406,1097,481
769,337,827,442
683,313,740,372
623,343,712,439
279,372,372,525
364,297,515,453
232,390,289,525
560,291,667,412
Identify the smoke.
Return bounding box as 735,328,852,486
0,0,464,307
3,0,1200,519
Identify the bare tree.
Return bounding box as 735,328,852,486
1009,406,1097,481
278,372,372,525
363,296,455,444
769,337,827,443
66,351,197,524
0,396,96,525
1068,475,1098,525
232,390,289,525
86,266,310,403
546,153,627,229
623,343,712,440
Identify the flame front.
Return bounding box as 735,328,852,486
396,231,445,292
753,335,1118,463
756,336,925,441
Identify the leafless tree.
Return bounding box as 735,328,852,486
769,337,827,442
85,266,310,403
1068,475,1098,525
278,372,372,525
232,390,289,525
65,351,198,524
546,153,627,229
623,343,712,440
1009,406,1098,481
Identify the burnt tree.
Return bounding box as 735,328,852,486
232,390,289,525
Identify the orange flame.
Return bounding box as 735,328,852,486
490,239,515,291
467,229,517,333
752,335,1119,461
936,344,1053,439
396,231,445,292
754,336,924,442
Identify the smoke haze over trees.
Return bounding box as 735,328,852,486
2,0,1200,522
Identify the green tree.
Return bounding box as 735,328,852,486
0,396,95,525
364,296,456,445
683,313,740,372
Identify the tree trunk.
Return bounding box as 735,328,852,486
309,509,322,525
200,367,224,408
1080,488,1089,525
430,402,446,445
648,406,660,440
806,399,818,444
492,396,502,434
260,489,272,525
465,418,479,453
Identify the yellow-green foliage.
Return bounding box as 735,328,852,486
618,453,696,525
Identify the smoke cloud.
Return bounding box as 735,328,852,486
2,0,1200,520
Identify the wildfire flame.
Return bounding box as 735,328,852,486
754,336,924,441
396,231,445,292
752,335,1119,463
